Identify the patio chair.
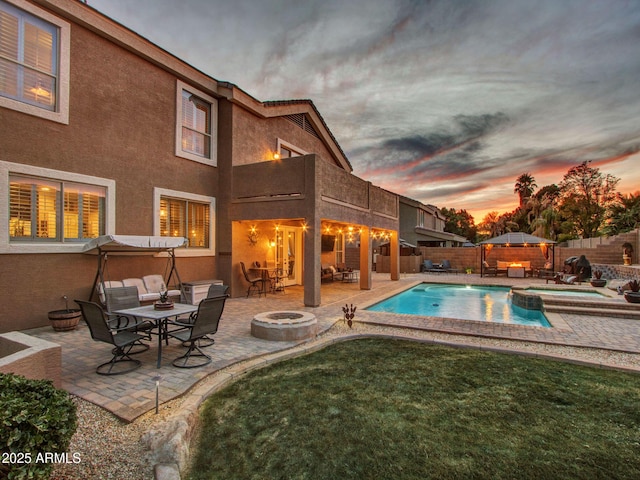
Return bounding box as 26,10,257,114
240,261,266,297
207,284,229,298
482,261,497,276
168,296,226,368
441,260,459,274
104,286,153,353
178,284,229,348
269,268,285,293
421,259,442,273
75,300,146,375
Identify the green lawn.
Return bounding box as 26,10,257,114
187,339,640,480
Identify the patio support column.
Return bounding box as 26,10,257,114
304,217,321,306
390,231,400,281
360,227,372,290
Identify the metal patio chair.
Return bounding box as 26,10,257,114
240,261,266,297
168,296,226,368
75,300,146,375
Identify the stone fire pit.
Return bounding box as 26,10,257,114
251,311,318,341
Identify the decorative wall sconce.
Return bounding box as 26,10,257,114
248,226,259,246
273,152,281,160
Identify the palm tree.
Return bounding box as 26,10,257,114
514,173,537,207
604,191,640,235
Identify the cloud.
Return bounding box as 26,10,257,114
87,0,640,222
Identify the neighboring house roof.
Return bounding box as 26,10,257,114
414,226,467,244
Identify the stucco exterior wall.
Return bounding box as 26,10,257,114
0,11,219,331
231,107,337,167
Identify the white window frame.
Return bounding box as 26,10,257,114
153,187,216,257
0,160,115,253
175,80,217,166
276,138,308,158
0,0,70,124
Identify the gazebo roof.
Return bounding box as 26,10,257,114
479,232,556,246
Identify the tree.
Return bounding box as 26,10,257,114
479,211,500,237
604,191,640,235
558,161,619,238
514,173,537,207
441,207,478,243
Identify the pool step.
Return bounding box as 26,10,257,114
542,296,640,319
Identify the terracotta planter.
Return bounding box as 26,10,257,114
590,279,606,288
624,292,640,304
48,309,81,331
623,255,632,266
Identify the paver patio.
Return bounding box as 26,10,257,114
28,273,640,422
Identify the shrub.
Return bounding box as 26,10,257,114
0,373,77,480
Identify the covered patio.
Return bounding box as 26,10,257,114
224,154,401,306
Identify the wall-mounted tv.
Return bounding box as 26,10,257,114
321,235,335,252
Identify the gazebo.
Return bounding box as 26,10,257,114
479,232,556,277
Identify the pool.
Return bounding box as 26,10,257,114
366,283,551,328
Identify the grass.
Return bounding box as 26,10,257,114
187,339,640,480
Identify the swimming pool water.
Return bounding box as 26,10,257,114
366,283,551,328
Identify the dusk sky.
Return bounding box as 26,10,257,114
88,0,640,222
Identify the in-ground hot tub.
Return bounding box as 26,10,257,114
251,311,318,341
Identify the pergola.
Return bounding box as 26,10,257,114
479,232,556,277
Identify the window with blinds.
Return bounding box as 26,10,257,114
9,175,105,242
0,0,58,111
181,90,211,158
160,196,209,248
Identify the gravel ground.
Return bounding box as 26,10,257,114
50,321,640,479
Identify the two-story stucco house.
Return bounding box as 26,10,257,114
0,0,400,332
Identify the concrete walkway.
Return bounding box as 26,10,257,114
29,273,640,422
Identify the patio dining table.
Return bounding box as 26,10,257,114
113,303,198,368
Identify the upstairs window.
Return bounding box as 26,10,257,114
9,175,105,242
175,80,217,165
0,0,69,123
181,90,210,158
276,138,307,159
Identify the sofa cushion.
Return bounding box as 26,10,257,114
123,278,148,296
142,274,167,293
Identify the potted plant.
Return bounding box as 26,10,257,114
48,295,81,332
623,280,640,303
622,242,633,266
590,270,606,288
465,267,473,274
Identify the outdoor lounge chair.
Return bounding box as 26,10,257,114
441,260,459,274
75,300,146,375
168,296,226,368
421,260,442,273
240,262,266,297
